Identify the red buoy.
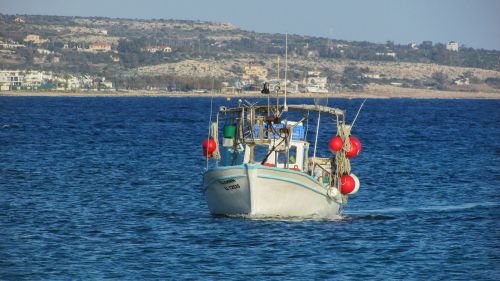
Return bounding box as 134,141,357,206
346,136,362,158
340,174,356,194
202,138,217,158
328,136,344,153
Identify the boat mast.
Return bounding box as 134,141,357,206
206,83,215,170
284,33,288,110
312,108,321,161
276,56,280,115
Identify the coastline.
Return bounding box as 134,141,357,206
1,87,499,100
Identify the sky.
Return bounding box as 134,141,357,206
1,0,499,50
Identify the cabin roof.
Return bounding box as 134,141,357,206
219,104,345,116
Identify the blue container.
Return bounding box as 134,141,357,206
253,125,264,139
291,125,305,141
269,123,285,139
253,122,304,140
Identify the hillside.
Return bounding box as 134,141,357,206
1,14,499,93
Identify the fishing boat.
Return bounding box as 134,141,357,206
201,35,363,218
202,100,362,218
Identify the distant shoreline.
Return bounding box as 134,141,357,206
1,88,499,99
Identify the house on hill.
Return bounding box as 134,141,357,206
141,45,172,53
24,34,48,44
304,71,328,88
88,42,112,52
244,64,268,78
446,41,459,52
14,17,25,24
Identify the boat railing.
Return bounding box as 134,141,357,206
309,157,333,187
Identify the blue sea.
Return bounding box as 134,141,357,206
1,96,499,280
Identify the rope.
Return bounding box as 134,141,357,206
351,98,367,129
329,100,366,204
327,122,352,204
335,123,351,177
211,121,220,160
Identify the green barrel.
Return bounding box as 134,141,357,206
322,176,330,184
223,125,237,139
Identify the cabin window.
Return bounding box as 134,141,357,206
277,152,287,165
254,145,270,164
289,146,297,164
276,146,297,168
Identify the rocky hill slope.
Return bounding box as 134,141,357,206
1,14,499,93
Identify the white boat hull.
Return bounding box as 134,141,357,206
203,164,342,218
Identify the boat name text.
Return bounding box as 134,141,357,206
219,178,235,184
219,178,240,190
224,183,240,190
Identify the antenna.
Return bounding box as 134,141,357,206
284,33,288,110
276,56,280,115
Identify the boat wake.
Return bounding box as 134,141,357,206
344,201,499,218
211,202,498,222
218,213,345,222
2,123,23,129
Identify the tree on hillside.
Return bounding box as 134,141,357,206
485,77,500,89
341,66,369,91
431,71,449,90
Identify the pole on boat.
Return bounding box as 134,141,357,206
312,109,321,162
284,33,288,111
276,56,280,115
206,77,215,170
267,90,270,116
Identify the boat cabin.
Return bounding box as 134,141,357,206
242,121,310,171
214,104,346,185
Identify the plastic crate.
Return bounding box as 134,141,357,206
253,125,264,139
291,125,305,141
253,122,304,140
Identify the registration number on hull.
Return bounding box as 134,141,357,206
218,178,241,191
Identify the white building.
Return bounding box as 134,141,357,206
14,17,26,23
243,64,268,78
87,42,112,53
0,70,23,90
362,73,382,79
454,77,470,85
67,77,82,90
24,34,48,44
304,71,328,89
23,71,45,88
141,45,172,53
0,41,25,49
101,80,113,89
446,41,459,52
0,70,56,90
36,48,53,55
408,42,418,50
376,52,397,58
0,70,114,91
